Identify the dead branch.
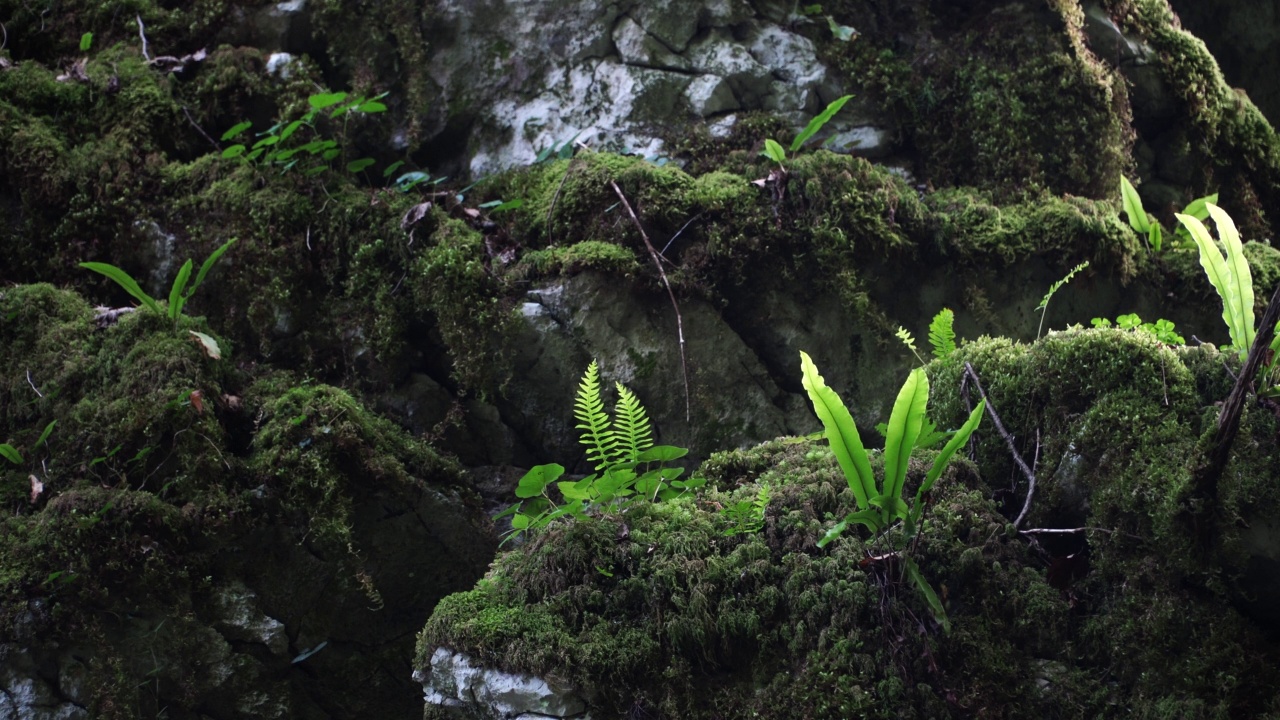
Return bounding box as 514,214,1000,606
136,14,150,61
93,306,136,327
610,180,692,423
182,105,220,150
962,362,1038,528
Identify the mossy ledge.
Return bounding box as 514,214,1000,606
419,329,1280,718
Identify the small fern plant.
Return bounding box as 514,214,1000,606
499,361,698,544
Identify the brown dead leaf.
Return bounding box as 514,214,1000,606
401,201,433,231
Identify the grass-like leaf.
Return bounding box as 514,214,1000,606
790,94,853,152
1178,210,1253,356
800,351,875,509
190,239,236,300
1120,176,1149,233
1208,204,1255,353
0,444,21,464
80,262,162,315
883,368,928,502
168,259,193,320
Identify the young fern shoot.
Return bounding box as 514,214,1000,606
1036,261,1089,340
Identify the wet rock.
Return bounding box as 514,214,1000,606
417,648,588,719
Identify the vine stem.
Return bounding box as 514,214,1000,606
609,180,691,423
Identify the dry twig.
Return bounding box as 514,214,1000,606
962,362,1038,527
610,180,691,422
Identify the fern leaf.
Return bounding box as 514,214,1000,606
610,383,653,465
896,326,925,364
574,361,614,472
928,308,957,360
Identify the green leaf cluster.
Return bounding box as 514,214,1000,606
1177,204,1256,358
220,91,387,177
500,361,700,544
1090,314,1186,345
800,351,986,632
760,95,854,165
80,239,235,324
720,482,770,537
1120,176,1216,252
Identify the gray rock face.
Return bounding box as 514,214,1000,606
417,647,590,719
423,0,864,174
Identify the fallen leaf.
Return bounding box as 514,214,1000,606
30,475,43,504
189,330,222,359
400,201,433,231
190,390,205,415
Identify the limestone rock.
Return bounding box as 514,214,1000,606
418,647,589,719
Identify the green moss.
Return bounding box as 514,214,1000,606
420,441,1079,717
516,240,640,277
829,2,1130,201
1103,0,1280,241
424,330,1280,716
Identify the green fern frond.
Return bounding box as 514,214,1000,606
928,308,957,360
574,361,615,471
610,383,654,464
896,326,925,365
753,483,771,520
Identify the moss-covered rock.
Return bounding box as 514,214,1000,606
420,329,1280,717
0,284,494,718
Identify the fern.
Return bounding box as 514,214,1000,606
610,383,654,464
929,308,957,360
895,326,925,365
574,361,614,471
1036,261,1089,339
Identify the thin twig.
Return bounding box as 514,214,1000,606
610,180,691,423
181,106,219,150
26,370,43,398
1019,527,1112,535
544,161,575,244
136,14,150,61
659,212,702,261
963,362,1038,528
1,21,8,52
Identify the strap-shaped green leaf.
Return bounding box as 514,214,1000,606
1120,176,1149,233
911,399,986,527
790,94,853,151
0,444,21,465
1207,204,1255,354
883,368,929,502
189,238,236,299
902,555,950,635
1178,211,1249,355
801,351,875,509
168,259,193,320
80,262,162,315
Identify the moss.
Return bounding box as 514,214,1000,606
246,376,463,548
827,1,1130,201
424,330,1280,716
515,240,640,277
420,442,1079,718
1102,0,1280,241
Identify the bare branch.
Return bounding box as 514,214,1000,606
610,180,692,423
136,14,150,61
963,362,1039,528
